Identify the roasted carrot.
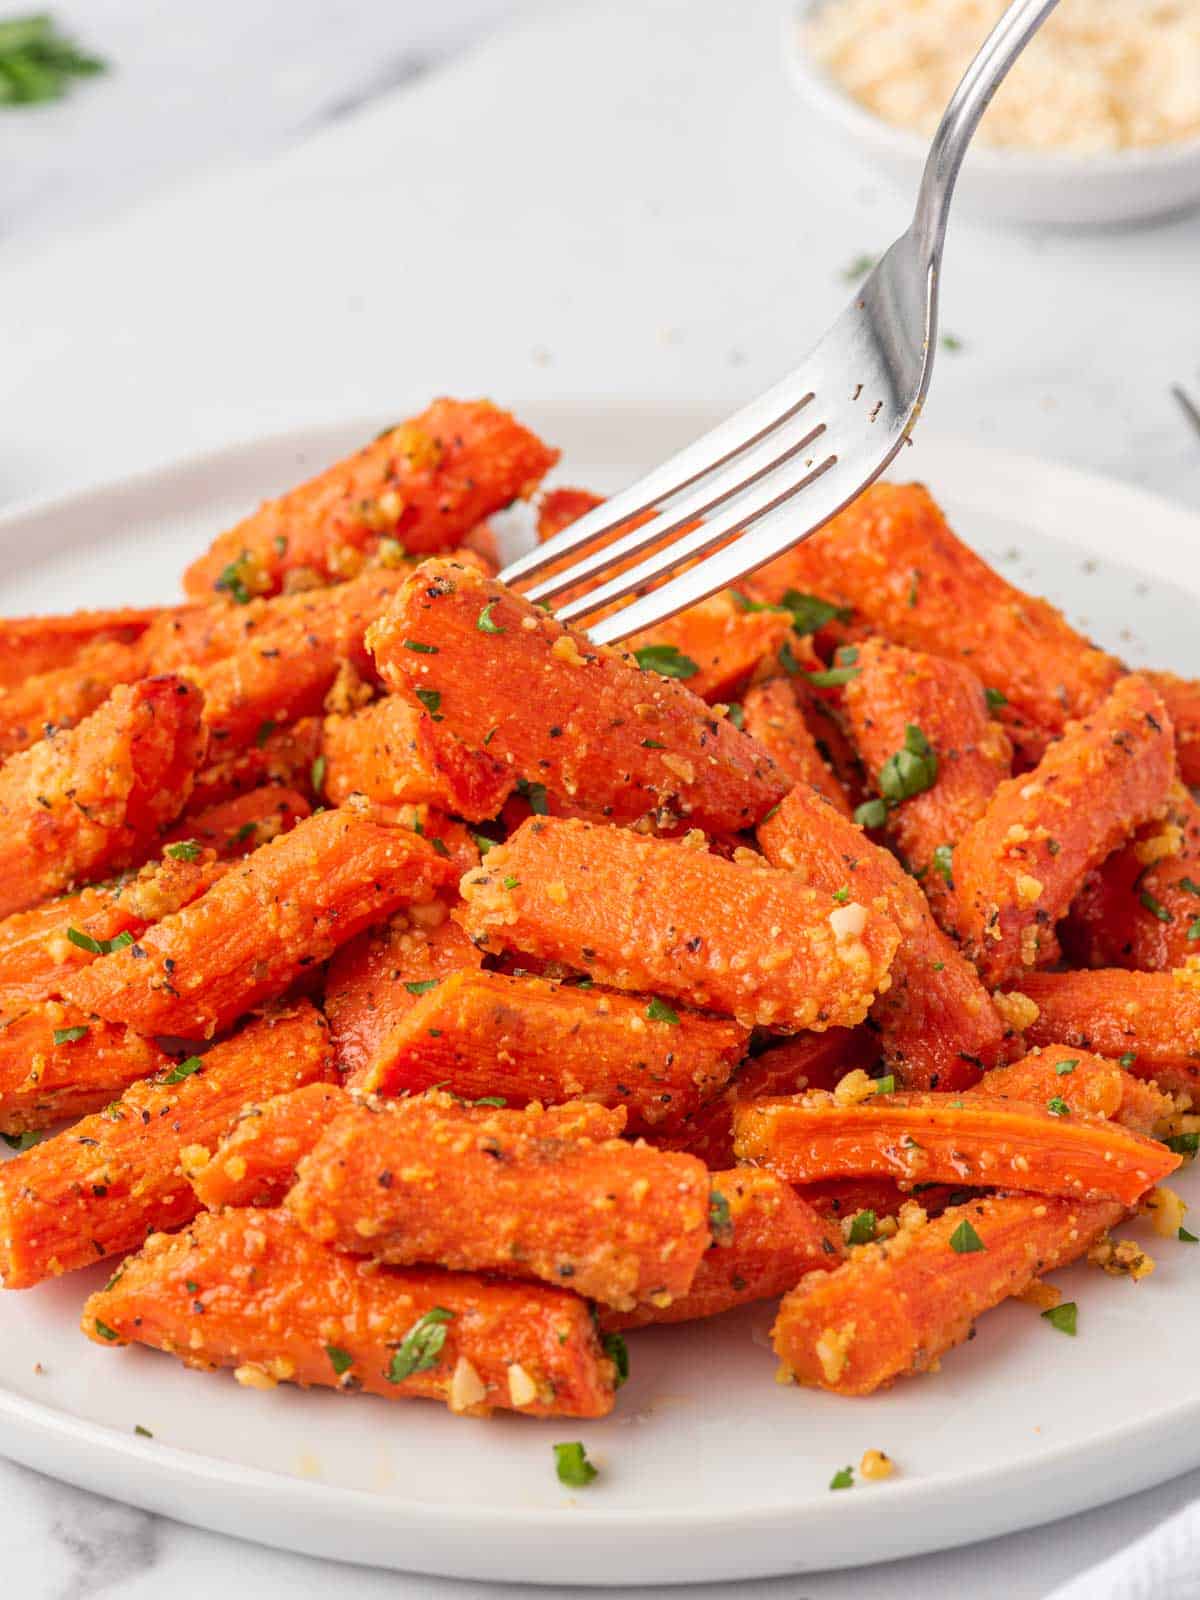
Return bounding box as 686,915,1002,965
184,717,322,811
1147,672,1200,789
602,1170,843,1329
537,486,604,543
82,1206,616,1418
0,677,206,918
741,678,851,814
64,805,454,1039
460,816,900,1031
0,1003,333,1287
164,785,310,860
624,593,793,705
189,1081,350,1209
746,484,1123,766
362,968,748,1132
286,1093,706,1310
733,1090,1177,1205
795,1176,949,1226
184,401,558,600
0,638,149,760
758,782,1010,1088
370,559,787,834
321,694,514,822
0,999,169,1134
772,1193,1123,1395
949,674,1174,987
1015,967,1200,1094
976,1044,1173,1135
0,605,164,689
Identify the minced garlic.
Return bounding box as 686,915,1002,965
860,1448,895,1481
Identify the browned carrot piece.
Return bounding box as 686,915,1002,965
64,806,454,1039
746,484,1123,766
741,679,851,815
82,1206,616,1418
287,1093,705,1310
949,675,1174,987
370,559,787,834
602,1170,843,1329
0,1003,333,1287
842,637,1012,913
0,638,149,760
0,677,206,919
321,694,514,822
190,1082,350,1209
184,401,558,601
326,905,483,1080
1147,672,1200,788
0,606,165,689
758,782,1010,1089
0,999,170,1134
362,968,748,1133
624,594,793,705
975,1044,1173,1135
733,1090,1177,1205
795,1176,946,1226
185,717,322,811
460,816,899,1030
773,1193,1122,1395
164,786,310,860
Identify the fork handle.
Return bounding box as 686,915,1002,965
912,0,1060,253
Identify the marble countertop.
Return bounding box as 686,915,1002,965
2,2,1199,1595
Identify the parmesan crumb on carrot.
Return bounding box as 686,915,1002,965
1017,1279,1062,1312
859,1448,895,1481
832,1069,878,1107
993,989,1040,1031
1088,1236,1155,1280
1141,1185,1188,1239
815,1322,855,1384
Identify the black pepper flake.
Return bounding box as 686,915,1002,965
377,1170,393,1188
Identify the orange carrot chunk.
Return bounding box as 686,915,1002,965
370,559,786,834
164,785,310,859
362,968,748,1134
185,717,322,811
286,1093,706,1311
0,638,149,760
63,805,453,1039
82,1206,616,1419
190,1081,350,1210
949,674,1174,987
0,605,165,689
742,677,851,815
772,1193,1123,1395
733,1089,1177,1205
602,1169,843,1330
0,1000,169,1134
975,1044,1173,1135
0,1003,333,1288
624,593,793,705
459,816,900,1031
1147,671,1200,789
0,676,206,918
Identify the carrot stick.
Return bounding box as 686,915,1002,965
190,1081,350,1209
1147,672,1200,788
759,782,1011,1088
0,1002,333,1287
164,785,310,860
537,486,603,542
949,674,1174,987
975,1044,1173,1135
0,999,170,1134
321,694,514,822
0,605,165,689
286,1093,705,1310
732,1089,1177,1205
183,401,558,600
772,1193,1123,1395
624,593,793,704
746,484,1124,767
795,1176,956,1226
82,1206,616,1418
369,558,787,834
741,678,851,815
63,805,454,1039
0,676,206,918
0,638,148,760
362,968,748,1133
185,717,322,811
602,1170,843,1329
459,816,900,1031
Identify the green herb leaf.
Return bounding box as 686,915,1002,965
1166,1132,1200,1156
415,688,442,717
386,1307,454,1383
310,755,326,797
477,602,505,634
502,875,520,891
602,1332,630,1387
134,1424,153,1437
517,779,549,815
1047,1096,1070,1117
472,1096,507,1108
52,1025,88,1045
634,644,699,680
325,1344,354,1376
161,1056,202,1085
874,1075,895,1096
1041,1301,1077,1335
1,1130,40,1151
726,703,745,730
853,798,890,830
805,665,860,688
641,738,666,749
93,1318,120,1342
66,927,134,956
832,885,850,904
1180,877,1200,898
941,333,965,353
1188,917,1200,943
709,1189,734,1246
930,843,954,886
1180,1226,1199,1243
1055,1059,1078,1075
1118,1052,1137,1068
404,979,439,996
778,590,850,635
646,997,679,1024
984,687,1008,711
847,1209,877,1245
0,16,106,107
402,640,438,654
878,725,938,805
471,833,496,855
255,719,277,749
829,1465,855,1490
215,552,256,605
165,839,201,862
949,1219,985,1254
1140,890,1173,923
554,1441,597,1487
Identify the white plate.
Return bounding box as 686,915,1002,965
1,412,1199,1587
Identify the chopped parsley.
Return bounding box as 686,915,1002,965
52,1025,88,1045
161,1056,202,1085
554,1441,597,1487
1046,1096,1070,1117
386,1307,454,1383
984,687,1008,712
471,833,496,855
1180,1226,1199,1243
646,997,679,1024
1140,890,1173,923
842,252,878,282
472,1096,507,1108
325,1344,354,1376
931,844,954,886
502,875,520,891
517,779,549,815
1,1130,40,1151
709,1189,734,1246
874,1075,895,1096
949,1219,985,1254
726,703,745,731
779,590,849,636
641,738,666,749
602,1332,630,1387
165,839,201,862
829,1465,855,1490
805,664,860,689
1118,1052,1137,1068
941,333,965,353
214,551,256,605
847,1209,877,1245
66,927,134,956
402,640,438,654
853,798,889,830
310,755,326,797
634,644,699,680
878,724,938,804
1041,1301,1077,1336
477,602,505,634
255,719,277,749
415,688,442,718
404,979,439,996
1055,1059,1078,1075
833,886,850,904
1166,1132,1200,1156
1180,877,1200,898
93,1318,120,1342
134,1425,153,1438
0,15,107,106
1188,917,1200,943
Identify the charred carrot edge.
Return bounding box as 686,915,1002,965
183,401,558,601
772,1193,1123,1395
949,675,1174,987
733,1090,1178,1205
602,1169,843,1330
759,782,1010,1088
741,679,851,815
624,593,793,705
190,1082,351,1210
745,482,1122,765
369,559,787,834
460,815,900,1031
321,693,514,822
975,1044,1173,1136
1014,967,1200,1093
64,805,454,1040
1148,672,1200,789
0,1002,333,1287
83,1206,615,1418
287,1093,703,1311
185,718,322,812
362,968,748,1135
327,905,482,1081
0,605,167,690
165,785,310,860
0,999,169,1135
0,677,206,919
0,638,148,760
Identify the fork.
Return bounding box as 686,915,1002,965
499,0,1060,643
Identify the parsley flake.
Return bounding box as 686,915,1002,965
602,1332,630,1387
1,1130,40,1151
634,644,699,679
554,1441,598,1487
727,703,745,730
1047,1096,1070,1117
311,755,326,797
1140,890,1173,923
847,1209,877,1245
949,1219,985,1254
386,1307,454,1383
874,1074,895,1096
1041,1301,1077,1336
477,602,505,634
502,875,520,891
646,997,680,1024
161,1056,202,1085
709,1189,734,1246
1181,1226,1199,1243
165,840,201,862
404,979,439,996
984,687,1008,711
93,1318,120,1342
1055,1059,1078,1075
325,1344,354,1376
402,640,438,654
829,1465,855,1490
415,688,442,717
66,927,134,957
878,724,938,804
52,1025,88,1045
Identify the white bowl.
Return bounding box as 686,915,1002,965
785,0,1200,226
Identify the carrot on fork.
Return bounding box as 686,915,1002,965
741,678,851,815
82,1206,617,1418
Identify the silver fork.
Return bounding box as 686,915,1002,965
499,0,1059,643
